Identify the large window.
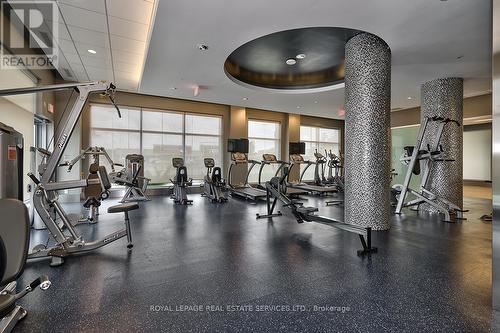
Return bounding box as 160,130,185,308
248,120,281,183
90,105,222,184
300,125,341,181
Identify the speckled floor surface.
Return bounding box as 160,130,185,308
14,193,492,333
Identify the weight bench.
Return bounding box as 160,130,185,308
107,202,139,249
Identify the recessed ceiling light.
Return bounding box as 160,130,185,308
197,44,209,51
296,106,301,109
314,100,318,104
87,49,96,54
242,97,248,101
286,58,297,65
407,96,413,100
170,87,177,90
296,53,306,59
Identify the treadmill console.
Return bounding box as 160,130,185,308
262,154,277,163
231,152,247,163
290,154,304,163
172,157,184,167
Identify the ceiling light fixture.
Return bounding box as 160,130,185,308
407,96,413,100
314,101,318,104
170,87,177,90
87,49,96,54
296,106,301,109
242,97,248,101
295,53,306,59
286,58,297,65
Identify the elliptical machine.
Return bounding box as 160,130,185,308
170,158,193,205
313,149,328,186
326,150,344,192
202,158,227,203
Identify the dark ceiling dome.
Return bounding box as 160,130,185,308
224,27,363,91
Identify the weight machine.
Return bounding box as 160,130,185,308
60,146,121,224
393,116,467,222
110,154,151,203
0,82,139,266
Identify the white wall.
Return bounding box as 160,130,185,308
463,128,491,181
0,98,34,201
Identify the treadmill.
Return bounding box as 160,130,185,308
287,142,338,195
227,139,267,201
257,153,308,196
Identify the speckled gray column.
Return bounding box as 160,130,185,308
420,78,464,213
344,33,391,231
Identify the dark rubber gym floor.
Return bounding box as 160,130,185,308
17,193,492,332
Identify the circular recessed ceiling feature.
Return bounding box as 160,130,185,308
224,27,364,92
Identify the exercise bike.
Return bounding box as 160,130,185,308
170,158,193,205
202,158,227,203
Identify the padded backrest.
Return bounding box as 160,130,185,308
0,199,30,286
177,166,188,183
97,166,112,190
212,167,222,183
89,163,99,174
0,236,6,284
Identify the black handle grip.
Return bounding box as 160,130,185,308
28,172,40,185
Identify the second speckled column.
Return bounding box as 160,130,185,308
420,78,464,213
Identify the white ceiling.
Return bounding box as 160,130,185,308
139,0,492,119
25,0,157,90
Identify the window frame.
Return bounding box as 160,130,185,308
299,124,342,181
247,118,282,159
89,103,223,184
247,118,282,184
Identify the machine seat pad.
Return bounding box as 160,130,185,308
83,197,100,208
0,294,16,318
297,206,319,214
108,202,139,214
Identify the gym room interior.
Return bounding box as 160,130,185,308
0,0,498,332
